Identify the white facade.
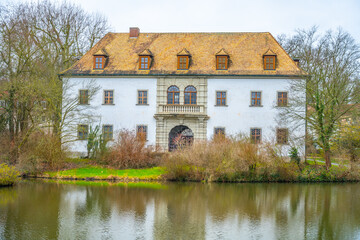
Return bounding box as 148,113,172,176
63,77,157,154
63,76,305,155
207,77,305,153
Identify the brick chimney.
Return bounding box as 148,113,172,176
293,58,300,67
130,27,140,38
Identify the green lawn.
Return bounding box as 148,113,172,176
41,179,166,189
43,166,165,181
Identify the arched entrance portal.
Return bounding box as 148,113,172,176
168,125,194,151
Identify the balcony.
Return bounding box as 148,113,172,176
158,104,205,115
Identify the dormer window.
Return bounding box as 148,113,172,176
139,56,151,69
138,49,152,70
93,49,108,70
94,56,105,69
263,49,277,70
216,56,228,70
178,56,189,70
177,48,191,70
215,49,229,70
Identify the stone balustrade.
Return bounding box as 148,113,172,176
158,104,205,114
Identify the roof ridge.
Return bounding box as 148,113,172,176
112,32,270,34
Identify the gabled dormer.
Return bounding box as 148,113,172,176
215,48,229,70
263,49,277,70
177,48,191,70
93,49,108,70
138,49,152,70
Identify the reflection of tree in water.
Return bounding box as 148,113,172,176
1,182,360,239
0,182,62,239
0,187,17,206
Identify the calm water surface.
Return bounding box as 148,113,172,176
0,180,360,240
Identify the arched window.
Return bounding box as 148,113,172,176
184,86,197,105
167,86,180,104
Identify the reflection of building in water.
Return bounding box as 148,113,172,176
152,185,206,239
57,185,158,239
2,183,360,239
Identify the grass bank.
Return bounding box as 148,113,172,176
38,166,165,181
39,179,166,189
0,163,20,187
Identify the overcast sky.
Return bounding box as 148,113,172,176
4,0,360,42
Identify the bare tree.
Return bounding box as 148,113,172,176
278,27,360,169
0,1,110,163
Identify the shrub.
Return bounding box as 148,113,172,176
332,123,360,163
101,129,160,169
87,125,108,159
18,133,67,173
272,162,299,182
163,135,279,182
0,163,19,186
289,147,301,165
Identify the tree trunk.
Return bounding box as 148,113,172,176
324,149,331,170
8,87,15,143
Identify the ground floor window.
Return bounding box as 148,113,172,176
276,128,288,144
103,125,113,141
137,125,148,141
250,128,261,144
78,124,89,140
214,127,225,136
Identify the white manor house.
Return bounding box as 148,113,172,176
61,28,306,154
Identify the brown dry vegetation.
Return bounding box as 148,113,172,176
0,133,67,174
1,129,359,183
163,135,360,182
100,130,162,169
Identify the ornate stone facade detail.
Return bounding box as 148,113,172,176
154,77,209,150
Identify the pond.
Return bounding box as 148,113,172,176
0,180,360,240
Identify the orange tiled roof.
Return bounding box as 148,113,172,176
61,32,306,77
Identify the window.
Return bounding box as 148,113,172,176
178,56,189,70
251,92,261,106
138,90,148,105
78,124,88,140
79,90,89,105
104,90,114,104
94,56,105,69
137,125,148,141
264,56,276,70
0,100,5,109
214,127,225,135
184,86,197,105
276,128,288,145
167,86,180,104
251,128,261,144
216,91,226,106
216,56,228,70
139,56,151,69
40,101,47,109
277,92,288,107
103,125,113,141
